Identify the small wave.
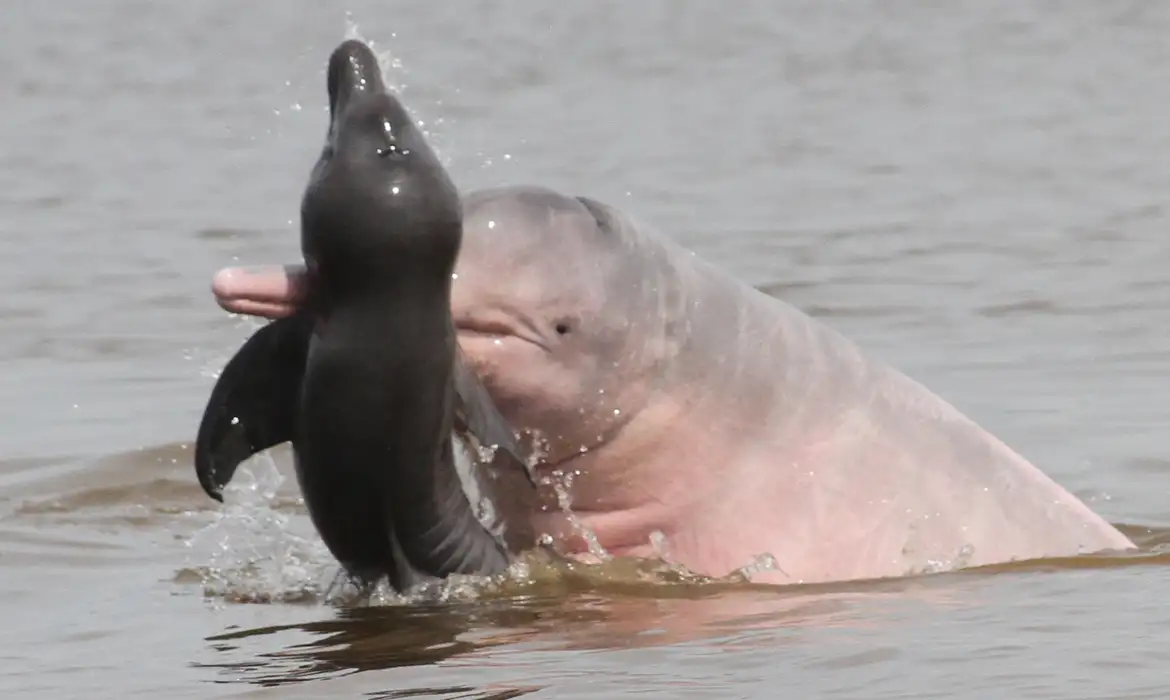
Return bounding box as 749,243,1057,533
6,441,303,526
0,521,145,568
194,227,268,240
16,477,206,516
976,298,1060,318
800,303,924,320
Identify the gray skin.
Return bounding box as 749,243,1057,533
194,39,537,594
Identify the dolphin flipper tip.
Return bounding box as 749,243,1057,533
194,314,313,500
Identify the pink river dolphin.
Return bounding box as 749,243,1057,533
210,185,1135,585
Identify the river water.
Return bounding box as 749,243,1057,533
4,1,1170,698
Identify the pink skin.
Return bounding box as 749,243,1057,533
212,185,1136,585
212,265,306,319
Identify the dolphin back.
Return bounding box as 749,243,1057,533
193,314,312,501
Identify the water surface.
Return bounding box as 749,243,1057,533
4,2,1170,698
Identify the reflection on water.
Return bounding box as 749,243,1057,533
195,578,910,687
190,537,1170,691
201,598,556,685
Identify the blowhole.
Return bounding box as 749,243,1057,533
555,322,572,335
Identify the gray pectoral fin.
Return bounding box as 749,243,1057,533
193,313,313,502
451,354,538,489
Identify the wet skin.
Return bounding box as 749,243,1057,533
195,40,537,593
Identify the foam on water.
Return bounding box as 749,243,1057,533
178,444,766,607
182,454,335,604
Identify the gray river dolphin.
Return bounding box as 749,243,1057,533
194,39,537,593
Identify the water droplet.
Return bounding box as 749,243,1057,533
391,186,400,195
613,409,621,416
487,220,496,229
451,273,459,280
231,416,240,425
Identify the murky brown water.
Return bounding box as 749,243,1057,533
5,1,1170,697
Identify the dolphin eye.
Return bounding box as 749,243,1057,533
555,322,571,335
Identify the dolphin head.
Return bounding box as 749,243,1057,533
301,39,462,299
450,187,687,466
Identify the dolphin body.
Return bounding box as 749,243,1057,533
194,39,538,593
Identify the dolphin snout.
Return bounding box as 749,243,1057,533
326,39,387,115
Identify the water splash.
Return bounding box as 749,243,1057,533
917,543,977,576
545,468,611,562
181,454,334,604
340,16,461,170
186,315,265,381
730,552,784,581
902,513,978,576
647,530,784,583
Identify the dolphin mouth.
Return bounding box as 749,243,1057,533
455,319,551,352
212,265,307,319
326,39,387,117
